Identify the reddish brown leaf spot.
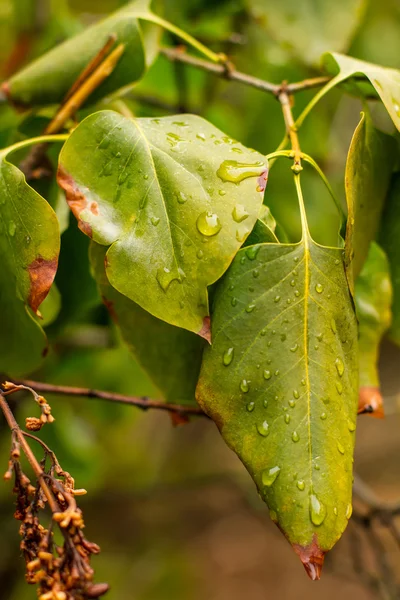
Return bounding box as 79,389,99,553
101,295,118,323
292,535,325,581
358,386,384,418
198,316,211,343
57,166,98,237
169,412,190,427
27,256,58,314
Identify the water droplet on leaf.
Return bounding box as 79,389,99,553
262,466,280,487
257,421,269,437
309,494,326,526
196,211,222,236
223,347,234,366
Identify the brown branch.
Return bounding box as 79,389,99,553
278,88,302,171
20,39,125,179
12,380,209,418
161,46,331,96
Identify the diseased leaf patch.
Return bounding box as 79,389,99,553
58,110,267,337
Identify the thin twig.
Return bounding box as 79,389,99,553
12,380,209,418
20,40,125,179
278,88,302,171
161,47,331,96
0,394,59,512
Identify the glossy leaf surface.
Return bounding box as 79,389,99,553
379,174,400,346
196,179,358,576
2,0,152,107
345,111,396,287
58,110,266,337
322,52,400,131
0,147,60,375
90,243,205,404
355,242,391,417
247,0,365,65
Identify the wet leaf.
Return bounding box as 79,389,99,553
247,0,365,65
379,174,400,347
355,242,391,418
322,52,400,131
345,111,396,288
196,177,358,577
0,146,60,375
90,242,205,404
2,0,155,107
58,110,266,337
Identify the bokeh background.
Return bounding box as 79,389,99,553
0,1,400,598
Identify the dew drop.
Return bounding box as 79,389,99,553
263,370,272,380
294,290,300,297
253,269,260,278
246,401,255,412
274,295,281,303
240,256,246,264
274,369,280,376
315,283,323,294
348,420,356,432
8,221,16,236
196,211,221,236
196,133,206,141
240,379,249,393
262,466,280,487
289,399,296,408
223,347,234,366
335,258,340,265
294,256,299,263
176,191,187,204
263,399,268,408
297,480,305,491
301,378,306,386
336,381,343,395
260,328,267,336
269,509,278,523
335,357,344,377
280,333,287,342
156,266,185,292
309,494,326,526
257,420,270,437
337,441,345,455
217,160,266,183
231,297,237,307
293,390,299,399
197,249,204,259
219,189,226,196
333,507,338,516
290,279,296,287
232,204,250,222
316,333,323,342
331,319,337,334
25,235,31,245
246,304,256,313
290,344,298,353
346,503,352,519
320,412,327,420
245,245,260,261
284,414,290,424
151,216,160,226
292,431,300,442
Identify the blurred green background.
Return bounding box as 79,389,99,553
0,1,400,598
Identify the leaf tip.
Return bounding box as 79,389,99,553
292,535,325,581
198,316,212,343
358,386,384,418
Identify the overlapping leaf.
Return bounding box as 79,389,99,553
355,242,391,417
379,174,400,346
58,110,266,337
345,111,396,288
0,147,60,375
2,0,155,107
247,0,365,65
90,242,205,404
196,178,358,577
321,52,400,131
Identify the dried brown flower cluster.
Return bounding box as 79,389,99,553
1,382,109,600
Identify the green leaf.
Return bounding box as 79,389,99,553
90,242,205,404
2,0,153,107
379,174,400,347
246,0,365,65
196,176,358,577
58,110,266,337
321,52,400,131
344,111,396,288
355,242,391,417
0,147,60,375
